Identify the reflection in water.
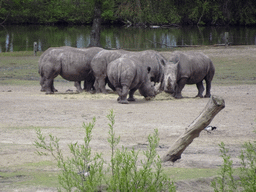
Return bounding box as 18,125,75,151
38,39,42,51
64,36,72,47
76,35,87,48
5,33,13,52
105,35,112,49
115,36,120,49
0,25,256,52
5,33,9,51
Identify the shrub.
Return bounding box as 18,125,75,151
34,109,176,191
211,138,256,192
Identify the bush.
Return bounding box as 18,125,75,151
211,138,256,192
34,109,176,192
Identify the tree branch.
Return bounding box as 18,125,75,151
0,12,10,25
162,95,225,162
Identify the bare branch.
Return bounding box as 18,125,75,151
0,12,10,26
162,95,225,162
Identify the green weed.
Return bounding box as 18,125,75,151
211,138,256,191
34,109,176,191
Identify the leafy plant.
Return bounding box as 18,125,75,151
106,110,175,191
34,118,104,192
212,137,256,192
211,142,237,192
34,109,176,191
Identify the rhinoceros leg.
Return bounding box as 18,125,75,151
84,81,95,92
204,79,211,98
116,86,129,104
107,79,116,91
40,77,46,92
74,81,83,92
94,77,107,93
175,78,187,99
44,78,55,94
196,81,205,98
127,88,137,102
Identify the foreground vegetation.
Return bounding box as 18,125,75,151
34,110,256,191
212,140,256,192
34,110,176,191
1,0,256,26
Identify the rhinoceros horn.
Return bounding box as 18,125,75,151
154,82,163,94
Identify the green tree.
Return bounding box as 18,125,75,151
0,0,256,25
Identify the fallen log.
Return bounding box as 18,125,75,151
213,43,232,47
162,95,225,163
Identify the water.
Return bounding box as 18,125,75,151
0,25,256,52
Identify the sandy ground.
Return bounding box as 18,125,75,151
0,82,255,191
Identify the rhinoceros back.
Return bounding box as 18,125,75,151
175,51,214,84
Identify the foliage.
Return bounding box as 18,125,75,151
34,118,104,191
211,138,256,192
34,109,176,191
0,0,255,25
211,142,237,192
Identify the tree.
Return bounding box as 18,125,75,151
89,0,102,47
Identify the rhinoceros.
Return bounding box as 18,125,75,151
161,51,215,98
38,46,103,94
90,49,129,93
121,50,166,84
91,49,166,93
107,57,157,104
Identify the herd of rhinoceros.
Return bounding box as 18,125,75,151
38,46,215,104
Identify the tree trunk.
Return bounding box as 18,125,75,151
162,95,225,163
136,0,142,24
89,0,102,47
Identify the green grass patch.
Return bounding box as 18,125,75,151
212,57,256,85
21,161,56,169
164,167,240,183
165,167,217,181
0,169,59,188
0,51,43,57
0,79,39,86
0,165,240,190
0,53,40,85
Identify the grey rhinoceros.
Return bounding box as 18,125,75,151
161,51,215,99
38,46,103,94
107,57,157,104
121,50,166,84
91,49,166,93
90,49,129,93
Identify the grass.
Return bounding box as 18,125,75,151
0,163,239,190
211,56,256,85
0,167,59,189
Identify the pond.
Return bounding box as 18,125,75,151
1,25,256,52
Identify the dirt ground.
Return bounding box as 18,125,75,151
0,48,256,191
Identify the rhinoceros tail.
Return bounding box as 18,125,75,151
38,64,43,77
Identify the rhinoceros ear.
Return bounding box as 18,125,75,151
147,67,151,73
156,55,166,66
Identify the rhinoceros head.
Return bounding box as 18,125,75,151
139,67,157,99
163,61,179,94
